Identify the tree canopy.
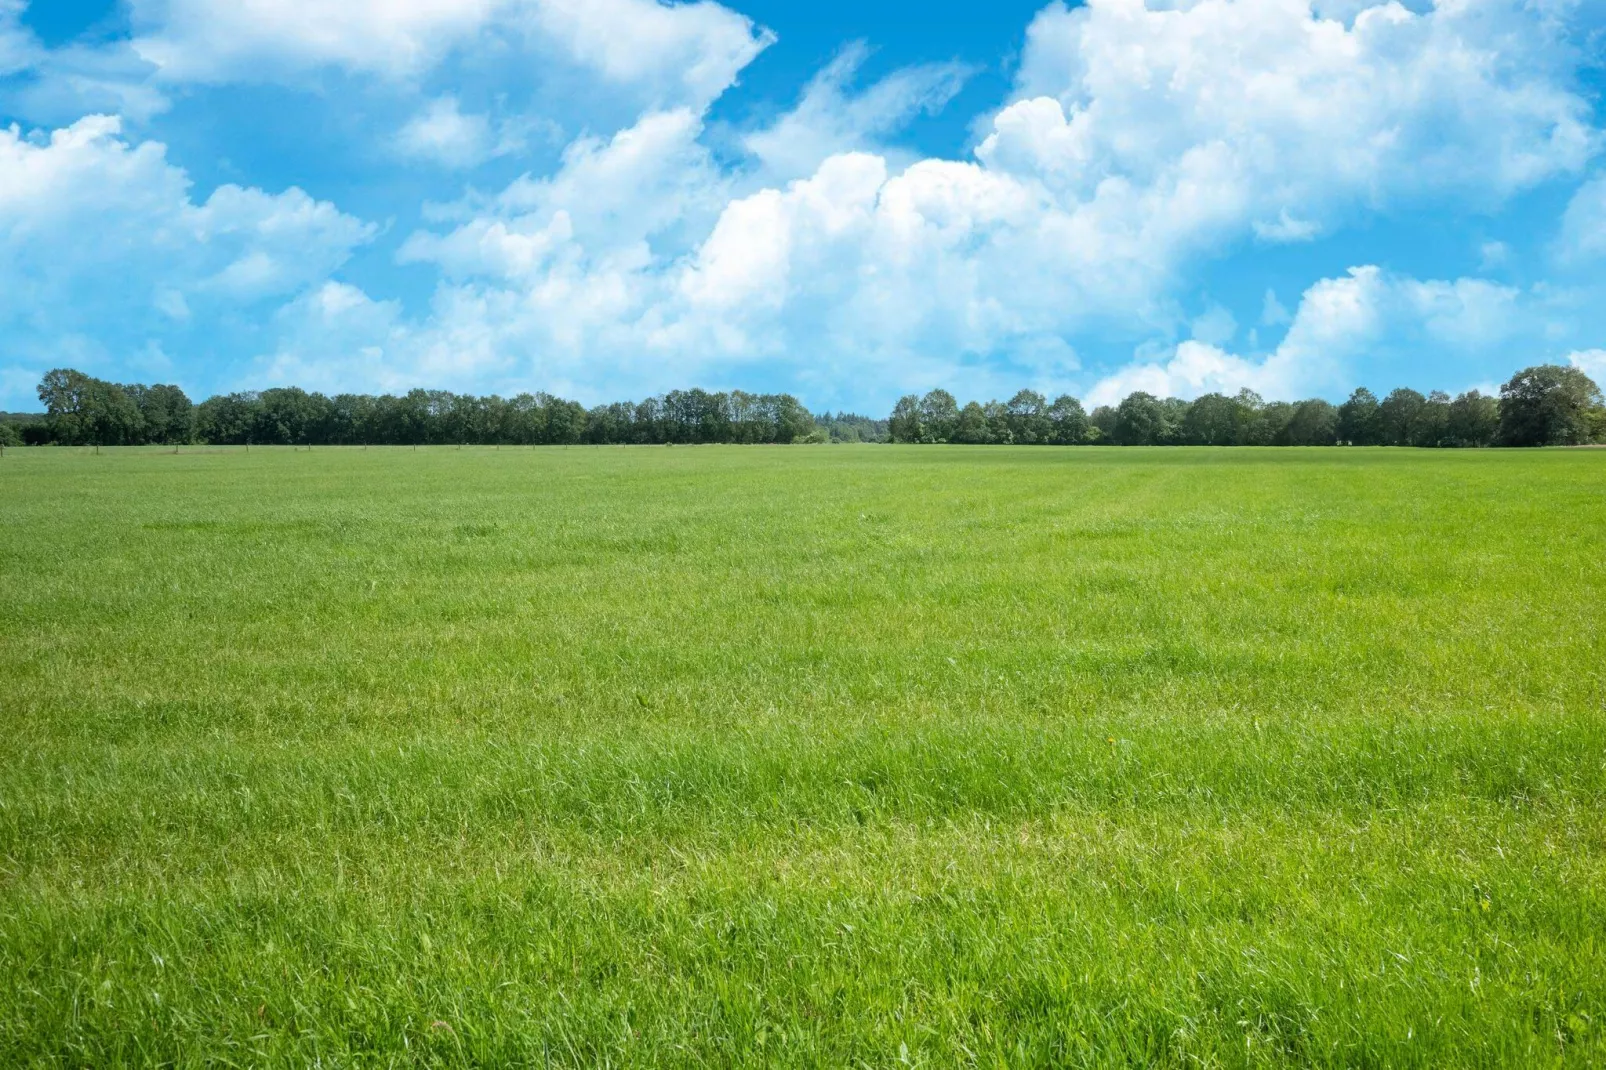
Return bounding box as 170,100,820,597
14,364,1603,450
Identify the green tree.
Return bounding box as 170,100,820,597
195,393,259,444
1277,399,1339,446
37,369,141,448
1337,388,1382,445
1046,395,1089,444
888,395,922,442
1444,390,1499,447
918,390,959,443
1113,392,1170,445
1088,405,1117,443
1497,365,1603,446
137,384,194,444
954,401,990,443
1005,390,1049,444
1180,393,1240,445
1412,391,1451,447
1378,388,1426,446
1226,389,1265,445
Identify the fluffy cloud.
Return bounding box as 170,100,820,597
0,116,373,376
4,0,1604,411
986,0,1592,262
1569,349,1606,384
129,0,771,110
1083,267,1554,406
394,97,520,168
129,0,502,81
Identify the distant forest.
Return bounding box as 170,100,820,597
4,370,888,448
890,365,1604,448
2,364,1601,450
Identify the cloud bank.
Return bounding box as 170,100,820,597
1,0,1603,409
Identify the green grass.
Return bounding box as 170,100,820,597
1,444,1604,1067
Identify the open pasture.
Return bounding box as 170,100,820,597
1,445,1604,1066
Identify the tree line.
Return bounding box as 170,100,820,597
887,365,1605,447
4,363,1600,452
6,369,891,448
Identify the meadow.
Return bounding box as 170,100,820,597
1,444,1603,1067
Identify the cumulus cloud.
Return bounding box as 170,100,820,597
129,0,502,81
4,0,1604,411
1083,266,1553,406
0,116,373,375
128,0,771,111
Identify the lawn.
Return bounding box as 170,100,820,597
1,444,1603,1066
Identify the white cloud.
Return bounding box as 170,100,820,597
514,0,773,111
1,0,36,77
130,0,501,81
743,42,970,181
395,97,501,168
1083,266,1556,405
402,108,726,279
128,0,771,111
0,116,373,374
1568,349,1606,384
5,0,1603,413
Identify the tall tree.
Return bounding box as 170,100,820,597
1046,395,1089,444
134,384,194,444
1444,390,1499,447
1181,393,1240,445
1337,388,1382,445
889,396,923,443
1378,388,1426,446
1005,390,1049,444
1278,399,1340,446
1497,365,1603,446
918,390,959,443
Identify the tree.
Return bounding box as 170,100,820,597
0,421,20,451
133,384,194,444
1378,388,1426,446
195,393,259,444
1278,399,1339,446
1046,395,1089,444
1444,390,1499,447
918,390,959,443
38,369,141,448
1337,388,1382,445
1411,391,1451,448
1005,390,1049,444
954,401,990,443
1113,392,1171,445
1231,390,1271,445
1497,365,1603,447
1088,405,1117,443
1181,393,1240,445
889,396,923,442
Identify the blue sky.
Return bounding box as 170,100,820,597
3,0,1605,414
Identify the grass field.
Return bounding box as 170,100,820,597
1,444,1604,1067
